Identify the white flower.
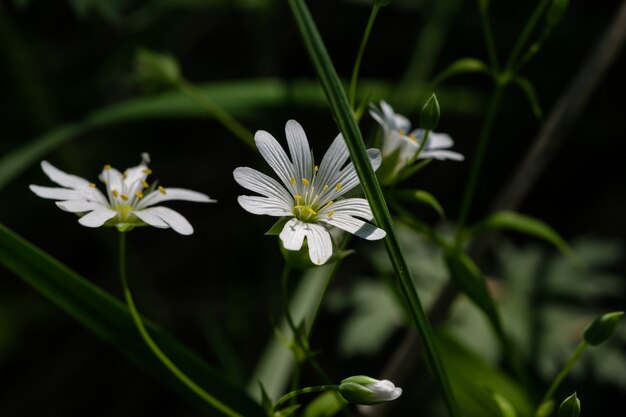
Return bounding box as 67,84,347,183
339,375,402,405
369,100,464,176
233,120,386,265
30,154,215,235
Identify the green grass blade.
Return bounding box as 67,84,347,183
287,1,460,416
0,223,266,417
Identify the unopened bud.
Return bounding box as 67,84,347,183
420,93,440,131
339,376,402,405
583,311,623,346
558,392,580,417
134,48,181,90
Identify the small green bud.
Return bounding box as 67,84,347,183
339,376,402,405
558,392,580,417
546,0,569,26
583,311,623,346
420,93,440,131
134,48,181,90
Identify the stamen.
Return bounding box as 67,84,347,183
158,186,167,195
307,208,316,215
314,165,319,171
104,164,111,171
294,205,303,209
88,182,96,188
136,191,144,199
335,183,342,191
398,129,406,136
294,194,303,200
121,194,129,201
141,180,149,188
302,178,310,186
111,189,119,198
325,201,334,207
123,171,128,179
290,177,296,185
143,168,153,175
327,210,335,217
408,133,418,143
323,184,329,191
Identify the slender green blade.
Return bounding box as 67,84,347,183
0,223,265,417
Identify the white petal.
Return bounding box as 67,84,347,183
279,218,306,251
381,101,411,132
141,206,194,235
136,187,215,209
78,208,117,227
41,161,91,189
255,130,297,193
304,224,333,265
233,167,293,204
30,185,85,200
323,148,381,201
285,120,313,185
320,214,386,240
123,163,148,188
423,131,454,149
369,106,386,129
419,149,464,161
133,208,169,228
237,196,292,216
314,133,349,192
100,167,124,196
319,198,373,220
56,200,105,213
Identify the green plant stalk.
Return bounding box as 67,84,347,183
348,3,380,110
175,79,255,149
505,0,552,72
537,340,587,412
287,1,461,416
478,0,501,73
455,84,505,235
275,385,340,411
118,232,243,417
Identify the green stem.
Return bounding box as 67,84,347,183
478,0,500,73
117,232,243,417
455,84,505,236
287,2,461,416
504,0,552,72
348,4,380,110
275,385,340,411
175,79,255,149
538,340,588,409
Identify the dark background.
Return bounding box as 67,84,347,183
0,0,624,416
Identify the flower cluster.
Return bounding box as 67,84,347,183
30,153,214,235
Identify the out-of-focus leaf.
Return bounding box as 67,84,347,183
492,392,519,417
513,76,543,119
437,331,534,417
431,57,491,86
394,189,446,219
302,392,347,417
465,210,573,260
0,223,265,417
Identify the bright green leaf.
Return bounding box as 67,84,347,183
431,57,491,86
394,189,446,219
513,76,543,119
492,392,518,417
302,391,347,417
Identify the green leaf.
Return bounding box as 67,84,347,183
266,217,290,235
394,189,446,219
513,76,543,119
492,392,518,417
431,57,491,86
302,391,346,417
465,210,574,259
0,223,265,417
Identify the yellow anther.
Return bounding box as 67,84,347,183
302,178,310,186
136,191,144,199
123,171,128,179
104,164,111,171
290,177,296,184
158,186,167,195
325,201,334,207
111,190,119,198
88,182,96,188
294,205,303,209
314,165,319,171
307,208,316,215
408,133,418,143
143,168,153,175
323,184,329,191
327,210,335,218
294,194,303,200
121,194,129,201
141,180,149,188
335,183,342,191
398,129,406,136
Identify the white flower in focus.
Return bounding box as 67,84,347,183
369,100,464,177
30,154,215,235
339,375,402,405
233,120,386,266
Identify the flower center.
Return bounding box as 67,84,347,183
291,165,340,222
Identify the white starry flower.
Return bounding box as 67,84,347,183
369,100,464,179
30,153,215,235
233,120,386,266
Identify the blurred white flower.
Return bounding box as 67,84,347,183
30,154,215,235
234,119,386,265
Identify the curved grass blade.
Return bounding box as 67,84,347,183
0,223,266,417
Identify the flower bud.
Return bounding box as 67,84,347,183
419,93,440,131
583,311,623,346
134,48,181,90
558,392,580,417
339,376,402,405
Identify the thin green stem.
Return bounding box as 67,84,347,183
478,0,500,73
504,0,552,72
455,84,505,236
348,4,380,110
538,340,588,410
288,2,461,416
175,79,255,149
275,385,340,411
117,232,243,417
